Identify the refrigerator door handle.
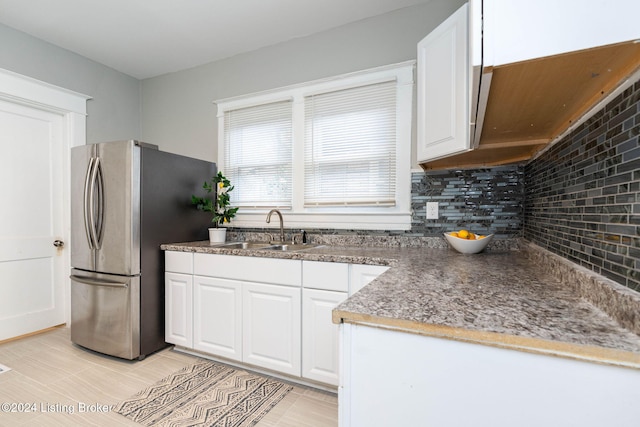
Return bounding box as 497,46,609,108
70,274,129,288
83,157,96,250
88,156,104,250
94,157,105,248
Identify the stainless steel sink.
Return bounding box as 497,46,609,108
265,243,322,251
211,241,323,252
212,241,274,250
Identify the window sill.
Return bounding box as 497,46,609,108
228,211,412,231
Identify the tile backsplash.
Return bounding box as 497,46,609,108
411,166,524,238
524,79,640,292
226,167,525,244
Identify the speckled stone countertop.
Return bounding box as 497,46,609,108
161,239,640,369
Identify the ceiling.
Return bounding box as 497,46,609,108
0,0,431,79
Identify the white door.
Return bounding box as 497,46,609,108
0,99,66,340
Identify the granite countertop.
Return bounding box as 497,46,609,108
161,240,640,369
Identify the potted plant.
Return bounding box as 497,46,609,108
192,171,239,243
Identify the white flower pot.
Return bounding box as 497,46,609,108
209,228,226,244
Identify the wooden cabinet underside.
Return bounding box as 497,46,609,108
421,41,640,170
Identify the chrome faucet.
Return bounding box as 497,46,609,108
266,209,285,243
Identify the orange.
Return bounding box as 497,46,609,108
457,229,469,239
450,232,459,238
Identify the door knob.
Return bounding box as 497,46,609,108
53,240,65,248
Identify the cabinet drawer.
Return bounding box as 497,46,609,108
303,261,349,292
165,251,193,274
194,253,301,286
349,264,389,295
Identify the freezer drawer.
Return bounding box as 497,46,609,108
70,269,140,360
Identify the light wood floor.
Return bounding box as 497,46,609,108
0,327,338,426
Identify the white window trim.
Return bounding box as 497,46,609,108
215,61,414,231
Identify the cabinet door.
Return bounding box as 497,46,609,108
243,282,301,376
349,264,390,295
193,276,242,361
165,272,192,347
417,3,471,162
484,0,640,67
302,288,347,386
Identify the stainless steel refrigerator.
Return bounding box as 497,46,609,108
70,140,215,360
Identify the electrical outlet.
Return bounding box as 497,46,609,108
426,202,438,219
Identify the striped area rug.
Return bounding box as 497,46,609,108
115,360,293,426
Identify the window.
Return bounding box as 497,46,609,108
216,61,414,230
223,100,292,208
304,81,397,207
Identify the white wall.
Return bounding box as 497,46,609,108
0,23,140,144
140,0,466,164
0,0,465,154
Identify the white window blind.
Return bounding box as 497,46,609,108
223,100,293,207
304,81,397,206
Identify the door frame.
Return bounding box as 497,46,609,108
0,67,90,326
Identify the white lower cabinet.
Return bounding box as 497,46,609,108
165,251,388,387
303,260,349,292
193,276,242,361
243,282,301,376
189,253,303,378
300,261,388,387
350,264,390,294
340,323,640,427
165,272,193,347
302,288,347,386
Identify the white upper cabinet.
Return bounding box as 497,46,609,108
483,0,640,67
417,2,482,163
418,0,640,170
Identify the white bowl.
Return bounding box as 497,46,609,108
443,233,494,254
